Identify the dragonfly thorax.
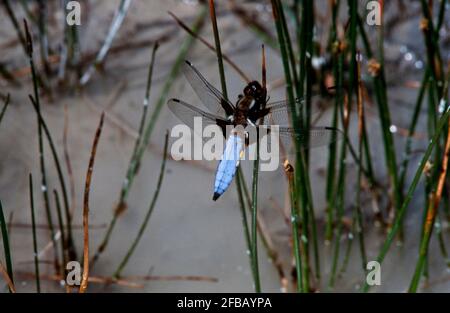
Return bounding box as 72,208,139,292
233,81,267,127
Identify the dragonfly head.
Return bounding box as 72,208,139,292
244,81,265,102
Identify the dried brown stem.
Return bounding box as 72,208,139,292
0,261,15,293
79,112,105,293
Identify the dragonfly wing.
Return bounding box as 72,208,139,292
278,126,342,149
183,60,235,117
258,125,342,159
263,98,303,126
263,97,331,126
167,98,230,139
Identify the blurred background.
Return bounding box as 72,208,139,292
0,0,449,292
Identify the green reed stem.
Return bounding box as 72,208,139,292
285,163,303,292
338,229,353,276
296,0,306,102
0,94,10,127
113,132,169,279
0,200,13,290
293,0,321,282
364,5,403,237
435,214,449,266
236,169,252,253
2,0,27,56
409,69,450,292
407,2,448,289
117,43,159,211
239,168,288,286
325,0,340,242
419,0,444,98
92,7,206,263
356,56,368,271
37,0,51,78
29,174,40,293
303,2,321,281
53,189,67,278
4,1,48,92
277,2,299,92
436,0,447,31
362,104,450,292
399,69,429,190
285,0,317,286
331,1,358,285
328,50,346,290
349,1,367,272
208,0,228,99
325,99,338,242
251,137,261,293
24,20,63,268
29,95,75,261
271,0,311,290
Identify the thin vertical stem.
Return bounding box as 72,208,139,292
29,95,75,261
113,132,169,279
0,200,14,291
208,0,228,100
355,52,367,269
399,69,429,190
362,104,450,292
53,189,68,282
325,0,340,242
0,94,10,127
29,174,40,293
408,69,450,292
251,133,261,293
271,0,312,290
79,113,105,293
285,161,303,292
117,43,159,213
328,51,347,290
24,20,62,270
236,170,251,250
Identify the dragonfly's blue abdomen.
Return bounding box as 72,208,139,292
213,134,244,201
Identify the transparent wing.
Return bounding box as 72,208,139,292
182,60,235,117
259,126,342,158
278,126,342,148
167,98,230,139
263,98,304,126
263,97,331,126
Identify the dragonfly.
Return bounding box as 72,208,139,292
168,60,341,201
